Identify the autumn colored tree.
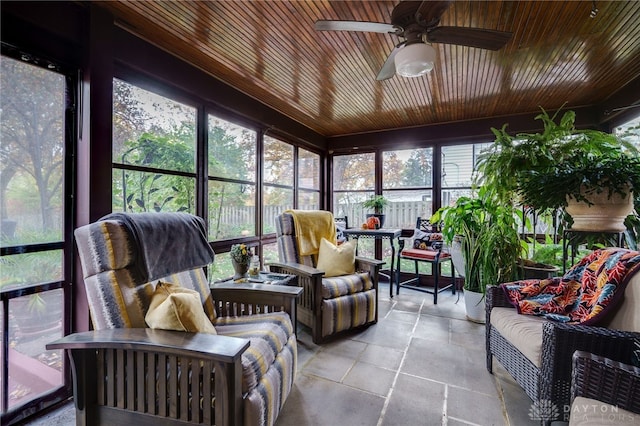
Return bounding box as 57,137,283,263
1,56,64,231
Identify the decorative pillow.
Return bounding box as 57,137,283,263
316,237,356,277
412,229,444,251
145,281,217,334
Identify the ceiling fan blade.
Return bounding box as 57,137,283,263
315,20,398,34
427,26,512,50
415,0,452,24
376,44,404,81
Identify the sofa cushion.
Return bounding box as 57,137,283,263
569,396,640,426
322,272,373,298
491,307,547,367
602,272,640,332
215,311,293,394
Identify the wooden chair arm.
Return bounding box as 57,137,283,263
355,256,385,270
210,282,303,324
47,329,248,425
268,261,324,279
47,328,249,361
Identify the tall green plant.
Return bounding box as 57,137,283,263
432,189,523,293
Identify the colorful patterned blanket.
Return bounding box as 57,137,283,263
502,248,640,325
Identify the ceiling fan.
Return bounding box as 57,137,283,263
315,0,512,80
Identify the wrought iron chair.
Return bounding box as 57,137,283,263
395,217,456,304
334,215,349,245
270,211,383,344
47,212,301,426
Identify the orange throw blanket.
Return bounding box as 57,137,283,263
285,209,337,256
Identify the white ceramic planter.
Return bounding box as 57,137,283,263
464,289,485,324
450,235,465,278
566,188,633,232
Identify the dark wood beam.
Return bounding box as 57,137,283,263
326,106,600,152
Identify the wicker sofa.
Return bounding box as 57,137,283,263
486,249,640,424
569,351,640,425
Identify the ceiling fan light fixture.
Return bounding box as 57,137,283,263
394,43,436,78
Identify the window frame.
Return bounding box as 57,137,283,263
0,46,76,424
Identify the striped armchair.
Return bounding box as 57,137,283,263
269,212,383,344
47,212,300,426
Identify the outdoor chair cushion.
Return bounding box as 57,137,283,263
321,272,373,298
490,307,547,367
569,396,640,426
216,311,295,394
400,247,450,260
603,272,640,331
400,230,449,260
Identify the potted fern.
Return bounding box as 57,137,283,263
362,195,389,228
476,107,640,232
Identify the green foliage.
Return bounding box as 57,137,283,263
362,195,389,214
401,149,432,187
529,236,563,269
476,107,640,212
625,196,640,250
118,132,194,213
431,188,523,293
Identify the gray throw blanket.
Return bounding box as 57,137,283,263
101,212,215,282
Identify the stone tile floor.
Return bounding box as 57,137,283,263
25,281,539,426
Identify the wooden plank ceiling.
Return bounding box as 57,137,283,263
99,1,640,137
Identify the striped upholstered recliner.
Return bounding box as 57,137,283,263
269,211,383,344
47,212,300,426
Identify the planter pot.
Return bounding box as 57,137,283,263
566,189,633,232
231,259,249,279
464,289,485,323
518,260,559,279
366,213,385,228
450,235,465,278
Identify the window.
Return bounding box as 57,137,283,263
298,148,320,209
614,114,640,149
441,143,490,207
208,115,257,240
1,53,73,422
263,136,294,234
112,79,197,214
332,152,375,225
383,148,433,228
111,79,321,283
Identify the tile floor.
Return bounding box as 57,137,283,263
24,281,539,426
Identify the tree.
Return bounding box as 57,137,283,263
401,149,432,187
112,78,151,156
1,56,64,231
